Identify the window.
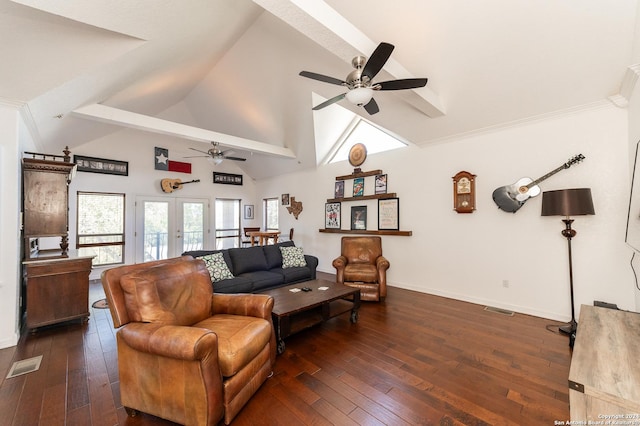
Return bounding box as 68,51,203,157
77,192,125,266
329,118,407,164
263,198,279,230
215,198,241,249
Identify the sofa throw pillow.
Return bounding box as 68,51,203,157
199,252,234,282
280,246,307,268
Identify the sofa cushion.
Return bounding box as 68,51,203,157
229,246,268,275
280,246,307,268
198,252,234,282
183,249,233,271
238,271,284,291
120,260,212,325
212,276,253,294
271,266,313,284
263,241,294,269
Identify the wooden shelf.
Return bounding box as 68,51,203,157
327,193,397,203
319,229,412,236
336,169,383,181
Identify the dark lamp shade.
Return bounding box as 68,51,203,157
541,188,595,217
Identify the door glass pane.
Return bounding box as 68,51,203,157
215,199,240,249
181,202,204,253
143,201,169,261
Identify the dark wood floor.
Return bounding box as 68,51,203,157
0,273,571,425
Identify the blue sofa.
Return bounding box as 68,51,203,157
183,241,318,293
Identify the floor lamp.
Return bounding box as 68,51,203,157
541,188,595,335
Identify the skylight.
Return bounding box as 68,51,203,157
329,119,407,164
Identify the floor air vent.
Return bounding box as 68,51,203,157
484,306,514,316
6,355,43,379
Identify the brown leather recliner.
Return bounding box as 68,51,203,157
332,236,390,302
101,257,276,425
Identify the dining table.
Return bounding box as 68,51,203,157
247,230,281,246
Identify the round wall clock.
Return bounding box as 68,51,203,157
348,143,367,168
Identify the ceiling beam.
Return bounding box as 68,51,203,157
72,103,297,159
254,0,445,117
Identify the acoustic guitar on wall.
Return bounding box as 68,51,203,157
160,178,200,193
492,154,585,213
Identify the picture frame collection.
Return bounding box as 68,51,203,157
325,172,399,232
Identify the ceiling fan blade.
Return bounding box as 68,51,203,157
377,78,428,91
299,71,346,86
189,147,210,155
312,93,346,110
224,156,247,161
363,98,380,115
362,42,394,81
183,155,209,158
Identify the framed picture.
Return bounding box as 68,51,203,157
74,155,128,176
351,205,367,230
353,177,364,197
244,205,254,220
378,198,400,230
375,174,387,194
213,172,243,185
281,193,290,205
334,181,345,198
325,202,341,229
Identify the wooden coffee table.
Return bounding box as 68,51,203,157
259,279,361,354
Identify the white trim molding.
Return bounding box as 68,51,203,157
609,64,640,108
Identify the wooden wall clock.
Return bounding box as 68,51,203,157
452,171,476,213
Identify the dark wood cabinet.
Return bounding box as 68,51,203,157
22,152,76,259
23,252,93,330
21,149,93,330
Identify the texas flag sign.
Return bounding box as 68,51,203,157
155,147,192,174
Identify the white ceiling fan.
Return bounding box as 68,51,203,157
185,141,247,165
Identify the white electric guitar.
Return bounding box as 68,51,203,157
492,154,585,213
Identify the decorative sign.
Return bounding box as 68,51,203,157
74,155,128,176
325,202,341,229
154,147,192,173
351,205,367,230
213,172,243,185
378,198,399,230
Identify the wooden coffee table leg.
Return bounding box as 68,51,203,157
273,314,290,354
350,291,361,323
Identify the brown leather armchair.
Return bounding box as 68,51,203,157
101,257,276,425
332,236,390,302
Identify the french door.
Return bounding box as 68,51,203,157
135,196,209,263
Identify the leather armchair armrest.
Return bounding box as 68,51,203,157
332,255,347,269
332,255,347,284
119,323,218,361
211,293,274,320
376,255,390,271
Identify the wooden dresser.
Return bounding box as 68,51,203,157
569,305,640,422
23,251,94,330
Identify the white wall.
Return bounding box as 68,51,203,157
257,104,637,321
626,68,640,310
0,103,39,349
69,128,258,280
0,101,635,349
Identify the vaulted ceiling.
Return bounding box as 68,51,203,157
2,0,639,179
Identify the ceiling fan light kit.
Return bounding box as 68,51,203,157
299,42,428,115
345,87,373,106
